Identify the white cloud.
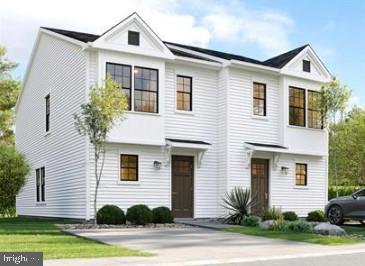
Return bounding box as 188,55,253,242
0,0,295,77
202,4,294,56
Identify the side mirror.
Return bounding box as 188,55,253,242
352,194,358,200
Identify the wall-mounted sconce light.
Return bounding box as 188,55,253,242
281,166,289,175
153,161,162,170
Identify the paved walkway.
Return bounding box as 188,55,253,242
45,227,365,266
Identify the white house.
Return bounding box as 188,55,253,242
15,13,330,220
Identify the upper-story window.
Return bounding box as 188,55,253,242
36,167,46,202
128,31,140,46
176,75,192,111
106,63,132,110
308,90,322,129
134,67,158,113
289,87,305,127
45,94,50,132
303,60,311,72
253,82,266,116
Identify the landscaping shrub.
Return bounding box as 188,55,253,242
152,207,174,223
96,205,125,225
222,187,256,224
262,207,283,221
126,204,153,225
283,211,298,221
241,216,261,227
306,210,326,222
284,221,312,233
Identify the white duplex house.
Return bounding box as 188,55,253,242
15,13,330,220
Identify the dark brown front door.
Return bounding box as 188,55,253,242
172,156,194,218
251,159,269,215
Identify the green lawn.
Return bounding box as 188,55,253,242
0,217,150,259
224,226,365,245
342,225,365,237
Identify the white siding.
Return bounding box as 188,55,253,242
16,33,87,219
228,68,281,190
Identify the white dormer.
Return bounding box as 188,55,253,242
281,45,331,82
91,12,174,60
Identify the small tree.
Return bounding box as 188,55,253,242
320,76,351,197
74,76,128,224
0,45,20,145
0,144,30,217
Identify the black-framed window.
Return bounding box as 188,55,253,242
176,75,192,111
120,155,138,181
308,90,322,129
253,82,266,116
289,87,306,127
134,67,158,113
36,167,45,202
106,63,132,110
295,163,307,186
128,31,140,46
45,94,50,132
303,60,311,72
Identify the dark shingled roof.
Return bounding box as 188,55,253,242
245,142,288,149
166,138,211,145
263,44,308,68
41,27,308,69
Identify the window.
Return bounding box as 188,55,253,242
36,167,45,202
176,75,192,111
303,60,311,72
289,87,305,127
106,63,132,110
128,31,140,46
120,155,138,181
308,90,322,129
134,67,158,113
295,163,307,186
355,189,365,197
253,82,266,116
45,94,50,132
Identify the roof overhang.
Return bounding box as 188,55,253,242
166,138,211,150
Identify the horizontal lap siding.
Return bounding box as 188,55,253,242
16,34,87,218
228,69,281,190
89,144,170,215
165,64,219,218
270,154,328,217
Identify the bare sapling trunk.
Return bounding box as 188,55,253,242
93,144,106,225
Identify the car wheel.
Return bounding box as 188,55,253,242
327,205,344,225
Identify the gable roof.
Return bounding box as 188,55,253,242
41,26,309,69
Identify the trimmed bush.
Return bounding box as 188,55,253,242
126,204,153,225
307,210,326,222
152,207,174,223
283,211,298,221
262,207,283,221
284,221,312,233
96,205,125,225
241,216,261,227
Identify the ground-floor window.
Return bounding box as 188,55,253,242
36,167,46,202
120,155,138,181
295,163,307,186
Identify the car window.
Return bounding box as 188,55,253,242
355,189,365,197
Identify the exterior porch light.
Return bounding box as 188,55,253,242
281,166,289,175
153,160,162,170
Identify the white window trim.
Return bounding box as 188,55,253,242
251,77,269,118
293,161,309,188
44,92,51,136
117,152,141,185
35,165,47,206
174,73,194,113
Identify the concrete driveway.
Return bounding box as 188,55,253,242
46,227,365,266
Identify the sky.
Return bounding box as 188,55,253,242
1,0,364,106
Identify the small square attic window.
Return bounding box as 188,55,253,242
128,31,140,46
303,60,311,72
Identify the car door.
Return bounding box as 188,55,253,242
348,189,365,219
